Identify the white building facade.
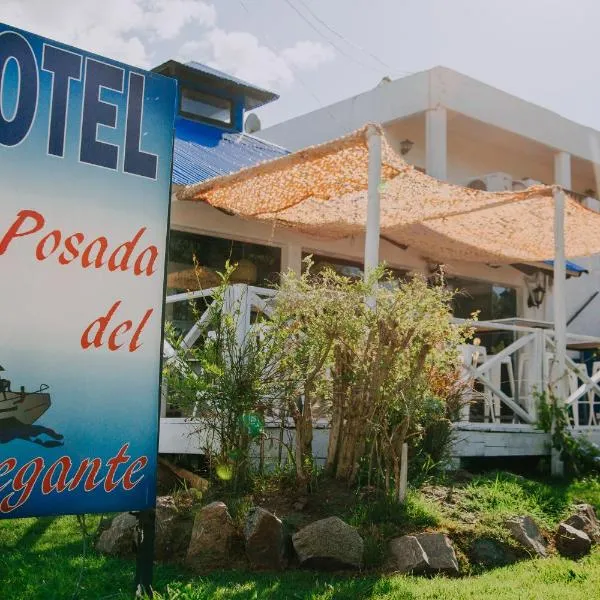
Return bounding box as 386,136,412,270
163,65,600,459
257,66,600,338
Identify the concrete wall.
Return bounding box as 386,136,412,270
428,67,600,165
261,66,600,166
547,255,600,337
258,71,429,151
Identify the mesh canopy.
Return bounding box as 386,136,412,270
179,124,600,264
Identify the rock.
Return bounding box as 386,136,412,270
555,522,592,558
388,535,429,574
154,496,194,562
292,517,363,570
244,507,287,570
565,504,600,543
414,533,459,575
505,516,547,557
186,501,236,570
471,538,514,567
96,512,137,557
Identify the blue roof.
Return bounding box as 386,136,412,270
172,118,288,186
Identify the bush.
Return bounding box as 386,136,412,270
165,260,472,498
537,391,600,477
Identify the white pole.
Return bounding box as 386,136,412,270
552,187,567,476
399,442,408,503
364,125,382,281
425,107,447,181
554,151,572,190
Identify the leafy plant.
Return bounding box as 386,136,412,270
326,272,471,498
163,263,295,492
536,390,600,476
275,262,472,498
165,258,471,498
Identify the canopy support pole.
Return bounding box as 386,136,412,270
552,187,567,476
364,125,382,283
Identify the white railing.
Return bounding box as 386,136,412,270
163,285,600,431
163,284,276,365
454,318,600,429
162,284,277,419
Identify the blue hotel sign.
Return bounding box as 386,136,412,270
0,24,177,518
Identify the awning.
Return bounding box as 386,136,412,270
513,260,588,279
543,260,588,276
178,124,600,265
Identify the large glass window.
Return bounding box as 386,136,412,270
301,253,408,281
167,231,281,336
180,88,232,126
450,277,517,353
450,278,516,322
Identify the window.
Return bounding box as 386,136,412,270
166,231,281,336
180,88,232,126
450,278,516,322
301,253,408,281
450,277,517,353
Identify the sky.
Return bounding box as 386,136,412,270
1,0,600,130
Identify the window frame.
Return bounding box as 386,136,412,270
179,87,234,127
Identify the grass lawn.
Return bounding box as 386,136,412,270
1,473,599,600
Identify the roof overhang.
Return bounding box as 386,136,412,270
152,60,279,110
512,261,588,279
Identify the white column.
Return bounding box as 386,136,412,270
281,243,302,276
552,188,567,476
583,195,600,212
225,284,250,351
426,107,447,181
554,151,571,189
364,125,382,279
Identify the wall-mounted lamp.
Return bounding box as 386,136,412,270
526,271,547,308
400,139,414,156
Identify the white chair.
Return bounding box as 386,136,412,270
567,363,587,426
460,344,488,422
484,356,516,423
589,361,600,426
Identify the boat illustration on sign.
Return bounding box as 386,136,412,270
0,365,63,447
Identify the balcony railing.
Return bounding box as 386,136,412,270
163,284,600,432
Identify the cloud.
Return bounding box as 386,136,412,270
0,0,216,67
282,41,335,71
0,0,335,85
178,30,335,90
143,0,216,40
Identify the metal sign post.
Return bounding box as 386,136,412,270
135,508,157,596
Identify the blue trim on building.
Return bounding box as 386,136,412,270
543,260,588,275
